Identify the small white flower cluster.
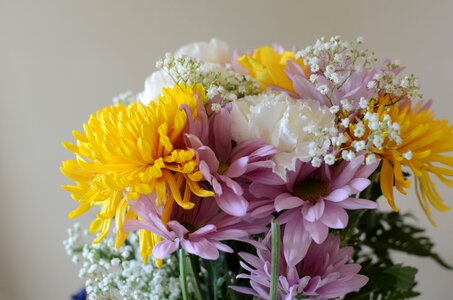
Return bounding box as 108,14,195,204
331,101,403,165
157,54,261,103
305,125,339,167
64,223,182,300
366,61,422,100
298,36,377,99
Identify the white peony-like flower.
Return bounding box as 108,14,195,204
137,70,173,105
174,38,230,64
230,92,335,179
138,38,230,104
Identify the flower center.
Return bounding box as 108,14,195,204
292,178,329,204
218,161,229,175
179,221,198,235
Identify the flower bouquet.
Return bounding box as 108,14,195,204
62,37,453,300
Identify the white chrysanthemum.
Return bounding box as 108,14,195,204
138,38,230,104
137,70,173,105
174,38,230,65
230,92,335,179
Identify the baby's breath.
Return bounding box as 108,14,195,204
156,54,261,105
64,223,183,300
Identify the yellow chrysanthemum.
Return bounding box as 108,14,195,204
238,46,309,92
365,96,453,224
61,84,214,255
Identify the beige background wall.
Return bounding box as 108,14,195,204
1,0,453,299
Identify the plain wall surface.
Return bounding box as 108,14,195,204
1,0,453,299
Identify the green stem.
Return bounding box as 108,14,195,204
187,255,203,300
209,260,219,300
269,218,281,300
179,249,189,300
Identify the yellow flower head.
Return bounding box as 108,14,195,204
238,46,309,92
61,84,214,250
363,96,453,224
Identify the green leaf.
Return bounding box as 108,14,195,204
359,211,453,270
345,262,419,300
384,265,418,291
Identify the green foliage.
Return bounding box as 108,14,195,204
189,252,252,300
343,170,451,300
359,211,452,269
346,263,419,300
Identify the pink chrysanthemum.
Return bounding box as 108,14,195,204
186,104,277,217
232,234,368,300
124,194,266,260
249,155,379,267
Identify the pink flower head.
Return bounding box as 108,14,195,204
124,194,266,260
232,234,368,300
186,104,277,217
286,58,405,109
250,155,379,267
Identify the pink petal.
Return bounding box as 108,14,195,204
167,221,190,237
304,220,329,244
219,175,243,195
226,156,249,178
190,224,217,238
152,239,179,259
283,216,312,267
302,199,325,222
197,146,219,172
238,252,262,269
185,133,203,149
320,204,349,229
248,144,277,161
212,228,249,240
211,177,223,195
355,159,380,179
250,182,285,199
331,156,364,190
290,72,328,105
181,238,220,260
199,161,213,182
212,108,232,162
250,203,275,219
211,240,234,253
349,178,371,193
216,187,248,216
228,286,259,298
340,198,378,210
317,275,368,298
274,193,303,212
324,188,350,202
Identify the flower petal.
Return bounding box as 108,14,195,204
274,193,303,212
167,221,190,238
216,187,248,216
349,178,371,193
340,198,378,210
324,188,350,202
304,219,329,244
212,108,232,162
302,199,325,222
152,239,179,259
320,204,348,229
181,238,220,260
283,216,312,267
226,156,249,178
